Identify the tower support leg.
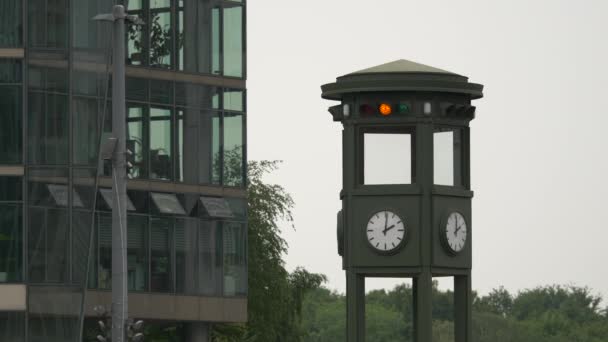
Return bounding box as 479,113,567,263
413,270,432,342
346,270,365,342
454,274,472,342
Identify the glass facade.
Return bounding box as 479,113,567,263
0,0,246,340
0,60,22,164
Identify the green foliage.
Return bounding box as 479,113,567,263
214,161,326,342
300,284,608,342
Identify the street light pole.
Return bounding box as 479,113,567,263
110,5,128,342
93,5,142,342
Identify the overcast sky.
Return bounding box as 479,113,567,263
246,0,608,298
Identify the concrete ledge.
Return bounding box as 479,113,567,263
0,284,26,311
0,166,24,176
0,49,24,59
85,291,247,323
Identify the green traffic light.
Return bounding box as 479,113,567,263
397,103,410,114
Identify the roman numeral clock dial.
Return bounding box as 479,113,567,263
366,210,406,253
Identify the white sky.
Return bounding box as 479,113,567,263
247,0,608,298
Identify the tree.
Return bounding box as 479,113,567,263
213,161,326,342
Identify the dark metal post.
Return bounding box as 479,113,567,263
111,5,128,342
346,271,365,342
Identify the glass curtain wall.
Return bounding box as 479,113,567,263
0,177,23,283
0,59,22,164
0,0,22,47
128,0,245,77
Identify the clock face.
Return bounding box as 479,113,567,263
366,210,406,253
444,212,467,254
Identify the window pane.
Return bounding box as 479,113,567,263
127,20,144,65
28,93,69,165
364,133,413,185
150,108,172,180
73,97,111,165
175,83,220,109
71,210,93,286
29,0,68,48
0,311,25,342
178,1,220,74
72,0,113,48
0,204,22,282
199,111,220,184
128,215,148,291
434,128,463,187
0,0,22,47
150,79,173,104
127,106,146,178
223,89,243,112
199,221,220,296
223,222,246,296
0,177,22,201
0,59,22,83
175,218,197,294
149,11,172,68
223,113,244,187
0,86,22,163
212,7,221,74
126,77,149,101
28,207,69,283
150,217,172,292
223,6,243,77
98,213,112,289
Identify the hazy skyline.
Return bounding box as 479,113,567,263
247,0,608,298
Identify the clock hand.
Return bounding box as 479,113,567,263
382,225,396,234
384,212,388,235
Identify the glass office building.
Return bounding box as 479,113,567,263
0,0,247,341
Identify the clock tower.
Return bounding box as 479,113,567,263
321,60,484,342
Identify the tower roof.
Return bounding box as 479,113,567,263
321,59,483,101
348,59,457,76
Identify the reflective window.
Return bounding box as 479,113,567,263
223,221,246,296
97,213,112,289
128,215,149,291
223,5,243,77
178,0,221,74
150,79,173,104
198,111,221,185
127,105,146,178
72,0,113,48
199,221,220,295
0,0,22,47
434,127,465,187
0,59,22,83
149,7,172,68
0,85,22,163
0,204,22,282
175,218,197,294
73,97,112,165
28,0,68,48
223,89,243,112
0,177,22,202
71,210,93,286
363,131,414,185
28,207,69,283
150,217,172,292
223,112,244,187
0,311,25,342
28,93,69,165
150,107,172,180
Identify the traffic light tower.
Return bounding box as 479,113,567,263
321,60,484,342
